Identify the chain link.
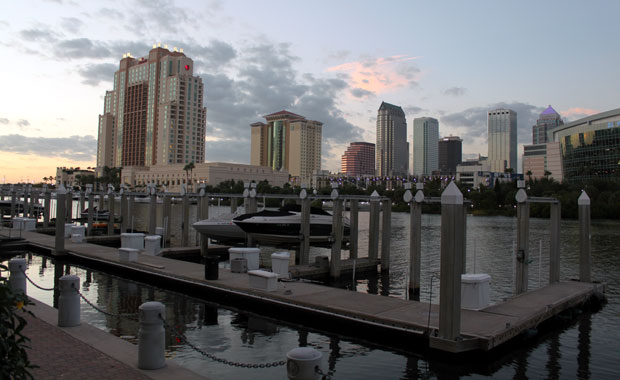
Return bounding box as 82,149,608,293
23,270,56,291
160,315,286,369
73,285,139,321
315,367,333,380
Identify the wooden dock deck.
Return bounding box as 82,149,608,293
2,229,606,354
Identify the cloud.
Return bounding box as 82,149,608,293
19,27,59,43
444,87,466,97
77,63,117,86
404,106,425,116
440,102,544,146
53,38,111,59
350,87,374,98
61,17,84,34
124,0,200,36
0,118,8,124
327,55,421,94
98,7,125,20
196,42,363,164
560,107,599,122
17,120,30,127
0,134,96,161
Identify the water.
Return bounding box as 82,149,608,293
2,211,619,379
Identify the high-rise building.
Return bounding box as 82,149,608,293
488,108,517,173
376,102,408,177
522,143,563,181
532,105,563,144
341,142,375,176
438,136,462,175
250,110,322,183
96,44,206,171
412,117,439,176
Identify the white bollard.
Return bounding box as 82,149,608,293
121,232,145,250
144,235,162,256
271,252,291,279
286,347,323,380
118,248,139,262
8,258,27,295
58,275,81,327
64,223,74,238
138,301,166,370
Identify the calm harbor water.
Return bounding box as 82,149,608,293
4,203,619,379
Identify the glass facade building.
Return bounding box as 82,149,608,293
532,105,563,144
488,109,517,173
552,108,620,183
376,102,408,177
412,117,439,176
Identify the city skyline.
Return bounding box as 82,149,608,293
1,0,619,183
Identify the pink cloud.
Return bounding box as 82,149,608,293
327,55,421,95
560,107,599,119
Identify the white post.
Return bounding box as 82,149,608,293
138,301,166,370
286,347,323,380
8,258,27,295
58,275,81,327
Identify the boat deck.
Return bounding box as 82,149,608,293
3,229,606,353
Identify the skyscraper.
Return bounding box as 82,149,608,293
532,105,563,144
250,110,322,183
412,117,439,176
96,44,206,171
488,108,517,173
438,136,462,175
376,102,408,177
341,142,375,176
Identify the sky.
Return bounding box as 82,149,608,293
1,0,619,184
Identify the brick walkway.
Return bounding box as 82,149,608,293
23,312,151,380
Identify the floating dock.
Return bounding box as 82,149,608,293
3,229,606,354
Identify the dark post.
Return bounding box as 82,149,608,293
43,186,51,228
107,186,115,236
515,185,529,294
65,189,73,223
54,185,67,256
381,198,391,272
549,202,561,284
86,184,94,236
349,199,359,260
368,191,380,260
408,183,424,301
330,186,343,279
578,191,591,282
299,186,311,265
438,182,464,341
182,185,189,247
148,184,157,236
120,187,128,233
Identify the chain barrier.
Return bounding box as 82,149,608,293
160,315,286,369
23,270,56,291
316,367,333,380
73,285,139,322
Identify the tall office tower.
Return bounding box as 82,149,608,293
341,142,375,176
532,105,563,144
438,136,462,175
412,117,439,176
96,44,207,170
488,108,517,173
250,110,322,183
376,101,408,177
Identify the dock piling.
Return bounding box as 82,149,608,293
330,186,343,279
407,183,423,301
43,187,51,228
138,302,166,370
299,186,310,265
65,189,72,223
349,199,359,260
162,195,171,242
368,191,380,260
381,198,391,272
58,275,81,327
578,191,591,282
120,187,127,233
515,186,529,294
549,202,561,283
181,185,189,247
54,184,67,255
107,186,115,236
438,182,464,341
8,258,27,295
148,185,157,236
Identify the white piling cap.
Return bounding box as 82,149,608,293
287,347,322,361
441,182,463,205
578,190,590,205
370,190,380,198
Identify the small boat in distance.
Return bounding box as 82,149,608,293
80,207,109,220
192,207,247,244
233,204,350,247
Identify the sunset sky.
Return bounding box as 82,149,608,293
1,0,619,183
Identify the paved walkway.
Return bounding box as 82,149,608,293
23,312,150,380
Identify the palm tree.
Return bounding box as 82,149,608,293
183,162,195,190
544,170,552,180
526,170,532,183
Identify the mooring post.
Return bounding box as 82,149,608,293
58,275,81,327
120,186,128,233
54,184,67,255
230,196,238,213
107,185,115,236
243,181,250,210
381,198,391,272
330,185,343,279
86,185,94,236
249,183,258,213
515,182,529,294
199,185,209,257
98,190,105,210
368,190,380,260
181,185,189,247
549,201,561,284
438,182,464,341
27,184,34,218
146,184,156,236
78,189,85,218
162,194,171,243
138,301,166,370
10,185,16,218
22,185,29,217
43,185,51,228
349,199,359,260
8,258,27,295
406,183,424,301
578,191,591,283
299,185,311,265
65,188,73,223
